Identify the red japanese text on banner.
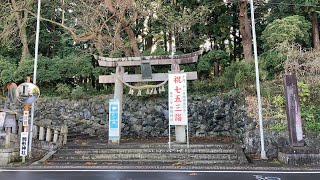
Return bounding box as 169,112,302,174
168,73,188,125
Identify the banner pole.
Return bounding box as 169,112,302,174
187,125,189,149
169,125,171,149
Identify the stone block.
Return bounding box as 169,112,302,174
0,148,19,166
278,147,320,165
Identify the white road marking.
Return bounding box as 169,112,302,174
0,169,319,174
254,175,281,180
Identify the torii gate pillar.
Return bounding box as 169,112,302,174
111,66,124,144
96,50,202,144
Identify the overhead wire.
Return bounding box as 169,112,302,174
255,2,320,8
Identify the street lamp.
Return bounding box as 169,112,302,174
28,0,41,158
249,0,267,160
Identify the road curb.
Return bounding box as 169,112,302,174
1,164,320,171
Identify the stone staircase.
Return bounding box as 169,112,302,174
43,138,248,167
67,132,92,142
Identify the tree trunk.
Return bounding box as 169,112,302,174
213,37,218,50
11,0,30,61
145,36,153,51
164,30,167,52
232,2,240,62
232,25,237,62
145,17,153,51
125,26,140,56
168,31,173,53
312,12,320,50
61,0,65,25
239,0,253,62
214,61,219,77
20,25,30,61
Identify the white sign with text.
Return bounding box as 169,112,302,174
23,111,29,126
20,132,28,156
168,73,188,126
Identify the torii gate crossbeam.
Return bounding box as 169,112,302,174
95,50,202,144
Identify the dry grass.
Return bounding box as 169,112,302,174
283,44,320,83
245,95,259,120
245,94,280,122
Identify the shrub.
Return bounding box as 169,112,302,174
283,44,320,80
221,61,263,89
1,67,17,86
151,48,169,56
15,57,34,82
197,60,211,78
0,56,17,85
268,122,286,132
83,85,99,96
191,79,219,95
261,15,311,50
37,56,61,83
296,81,320,132
71,86,86,99
301,104,320,132
55,83,71,98
54,54,93,80
273,95,285,110
298,81,310,103
197,50,229,78
260,50,286,79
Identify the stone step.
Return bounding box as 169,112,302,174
62,143,235,150
67,133,91,138
46,159,240,165
51,153,238,161
67,134,98,142
56,148,237,154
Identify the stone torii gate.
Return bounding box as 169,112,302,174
95,50,202,144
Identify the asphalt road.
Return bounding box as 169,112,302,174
0,169,320,180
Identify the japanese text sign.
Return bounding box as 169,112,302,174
23,111,29,127
168,73,188,125
109,99,120,139
20,132,28,156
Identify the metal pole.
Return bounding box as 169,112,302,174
249,0,267,159
28,0,41,158
169,125,171,149
168,45,175,150
186,125,189,149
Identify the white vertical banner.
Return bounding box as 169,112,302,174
20,132,28,156
168,73,188,125
0,112,5,128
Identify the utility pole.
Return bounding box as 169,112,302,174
28,0,41,158
249,0,267,160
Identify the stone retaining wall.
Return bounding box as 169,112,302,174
31,94,251,142
1,94,319,159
